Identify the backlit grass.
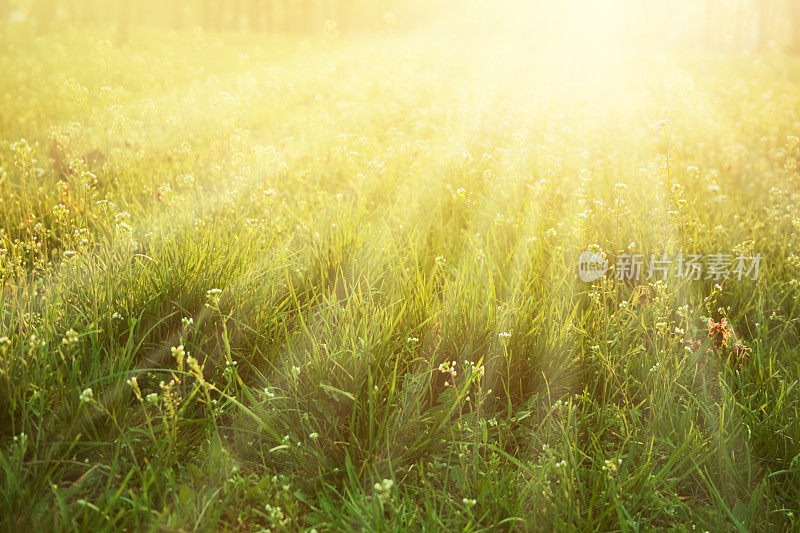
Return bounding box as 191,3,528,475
1,23,799,531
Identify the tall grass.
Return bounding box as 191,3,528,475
0,23,799,530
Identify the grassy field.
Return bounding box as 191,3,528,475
1,23,800,531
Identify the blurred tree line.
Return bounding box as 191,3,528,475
0,0,444,34
706,0,800,52
0,0,799,53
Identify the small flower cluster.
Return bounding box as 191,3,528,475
382,11,397,31
602,458,622,474
206,288,222,304
79,387,93,403
323,19,339,40
438,360,457,386
171,344,186,371
127,376,143,401
223,359,238,381
264,504,289,526
126,373,161,406
373,478,394,503
467,360,485,379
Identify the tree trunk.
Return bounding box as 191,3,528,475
81,0,95,25
203,0,221,30
33,0,56,33
757,0,769,50
705,0,716,50
173,0,184,30
790,0,800,53
248,0,261,31
262,0,275,32
335,0,349,31
231,0,242,30
117,0,130,43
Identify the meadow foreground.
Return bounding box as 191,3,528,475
1,25,800,531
